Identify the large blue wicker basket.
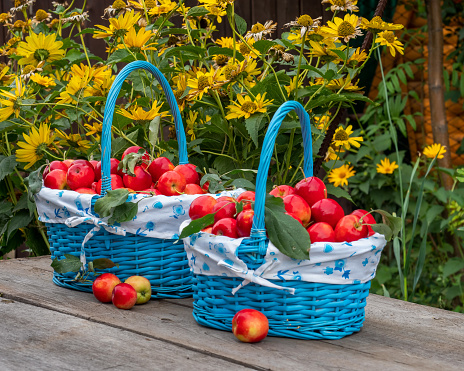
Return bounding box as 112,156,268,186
190,101,374,339
48,61,193,298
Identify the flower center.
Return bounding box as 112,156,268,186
15,0,26,7
214,54,229,66
239,43,250,55
338,170,347,178
13,20,26,28
251,23,265,33
112,0,126,9
338,21,355,37
34,49,50,62
36,9,49,21
22,65,36,74
334,0,347,6
223,65,238,80
371,16,383,24
382,31,395,43
241,101,258,114
145,0,157,8
334,130,349,141
197,75,210,91
297,14,313,27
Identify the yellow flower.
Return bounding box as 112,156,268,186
0,66,14,86
347,47,368,67
313,114,331,132
376,158,399,174
148,0,177,16
325,144,342,162
199,0,228,23
16,124,56,169
226,93,273,120
128,0,157,10
237,38,259,58
320,14,363,43
117,101,169,124
216,37,234,49
360,16,403,34
375,31,404,57
423,143,446,159
332,125,363,150
284,15,322,38
84,122,103,141
221,57,260,87
30,74,56,88
326,76,362,91
245,21,277,41
185,111,210,140
94,10,141,39
16,33,65,66
328,164,356,187
172,73,189,111
117,27,156,53
321,0,359,12
308,40,346,63
0,12,12,24
0,77,26,121
56,130,92,151
187,69,224,100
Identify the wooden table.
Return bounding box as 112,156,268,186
1,257,463,370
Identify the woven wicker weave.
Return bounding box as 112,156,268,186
47,61,193,298
189,101,377,339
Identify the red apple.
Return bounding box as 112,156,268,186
72,159,93,168
94,158,122,181
216,196,235,203
92,273,121,303
44,169,67,190
213,200,237,223
184,183,205,195
212,218,238,238
237,191,255,210
232,309,269,343
335,215,368,242
286,212,303,225
307,222,335,243
269,185,295,199
201,180,210,193
89,160,99,170
283,194,311,227
311,199,345,229
43,160,68,179
236,209,254,237
350,209,376,236
295,176,327,207
124,276,152,305
174,164,200,185
112,283,137,310
67,164,95,190
157,170,186,196
74,188,97,194
147,157,175,183
202,226,213,234
139,188,162,195
95,174,124,194
123,165,152,191
121,146,150,162
62,159,74,168
189,195,217,220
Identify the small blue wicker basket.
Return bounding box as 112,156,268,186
48,61,193,298
190,101,373,339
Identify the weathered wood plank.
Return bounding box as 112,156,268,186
1,257,464,370
0,299,252,371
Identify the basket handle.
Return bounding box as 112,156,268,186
251,100,313,235
100,61,188,195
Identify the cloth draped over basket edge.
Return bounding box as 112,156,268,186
181,219,386,295
36,186,246,267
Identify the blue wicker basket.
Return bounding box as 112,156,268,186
189,101,375,339
48,61,193,298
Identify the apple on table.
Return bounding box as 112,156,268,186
232,308,269,343
125,276,152,305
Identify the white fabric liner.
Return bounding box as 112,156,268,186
181,220,386,295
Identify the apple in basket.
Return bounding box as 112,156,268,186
174,164,200,185
269,185,295,198
147,156,175,182
123,165,152,191
125,276,152,305
311,198,345,229
350,209,377,237
189,195,217,220
67,163,95,190
157,170,187,196
43,160,68,179
232,309,269,343
236,191,255,210
92,273,121,303
307,222,335,243
334,215,368,243
112,283,137,310
44,169,67,190
295,176,327,207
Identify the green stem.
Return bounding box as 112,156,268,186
77,24,91,66
282,128,296,184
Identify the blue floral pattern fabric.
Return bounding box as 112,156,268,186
181,220,386,292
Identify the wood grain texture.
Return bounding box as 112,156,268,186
1,257,464,370
0,299,252,371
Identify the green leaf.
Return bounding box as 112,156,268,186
12,193,36,217
25,166,45,197
373,209,402,237
108,202,138,225
265,206,310,260
5,210,33,241
51,254,82,274
107,49,134,64
0,155,17,181
245,114,265,148
235,13,247,35
92,258,119,270
326,184,353,203
230,178,255,190
443,257,464,279
179,213,216,239
94,189,129,218
25,227,50,256
371,223,393,241
413,227,428,293
252,40,276,54
0,229,24,256
187,6,210,17
208,46,244,61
